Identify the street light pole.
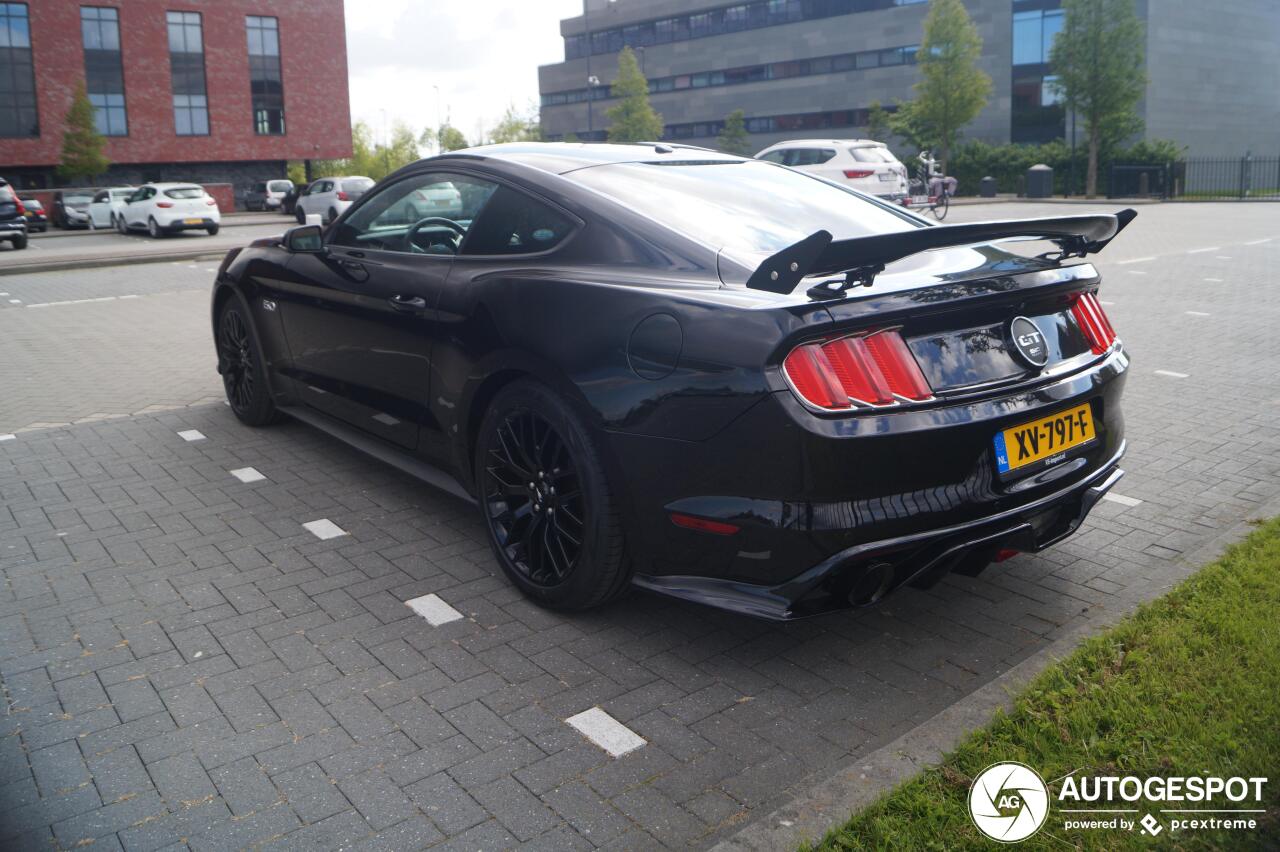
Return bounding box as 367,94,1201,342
583,0,593,138
432,84,442,153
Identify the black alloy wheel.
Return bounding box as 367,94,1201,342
477,381,629,609
216,300,279,426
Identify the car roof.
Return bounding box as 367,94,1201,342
761,139,886,149
430,142,744,176
146,182,203,189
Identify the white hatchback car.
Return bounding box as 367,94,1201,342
117,183,221,237
88,186,136,230
755,139,908,200
295,176,375,224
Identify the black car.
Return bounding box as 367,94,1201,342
0,179,28,249
21,197,48,232
211,143,1134,619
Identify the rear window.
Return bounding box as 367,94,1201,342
0,185,14,202
342,179,374,193
850,146,894,163
268,180,292,192
568,160,916,263
24,199,42,209
165,187,205,199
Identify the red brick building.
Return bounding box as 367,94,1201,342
0,0,352,197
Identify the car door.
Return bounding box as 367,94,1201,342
267,171,500,452
301,180,330,218
125,187,153,227
89,191,110,227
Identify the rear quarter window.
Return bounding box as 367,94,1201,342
461,186,575,256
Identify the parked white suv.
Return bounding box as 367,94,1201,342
295,176,375,224
88,186,136,230
117,183,221,238
755,139,908,200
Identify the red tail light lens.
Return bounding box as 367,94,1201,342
206,198,217,206
783,330,932,410
669,512,739,535
336,191,350,201
843,169,875,179
1071,293,1118,355
156,201,174,208
14,198,25,215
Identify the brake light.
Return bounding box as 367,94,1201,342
206,198,217,206
843,169,875,179
156,201,174,208
14,197,24,215
783,330,932,410
669,513,739,535
1071,292,1117,354
336,191,350,201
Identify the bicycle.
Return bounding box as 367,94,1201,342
907,150,953,221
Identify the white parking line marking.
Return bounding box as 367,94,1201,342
1184,311,1211,317
1203,277,1223,282
1117,257,1154,265
119,294,141,299
1215,256,1231,260
1244,238,1272,245
566,708,646,758
0,434,14,442
1127,270,1147,275
303,519,347,540
177,429,206,442
7,299,20,304
1103,493,1143,508
1154,370,1189,379
405,593,464,626
1099,300,1116,306
229,467,266,483
27,296,117,308
1187,247,1218,254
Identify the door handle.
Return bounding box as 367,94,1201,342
339,258,364,270
388,295,427,312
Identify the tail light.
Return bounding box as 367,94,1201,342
669,512,739,535
1071,292,1118,355
336,191,350,201
156,201,174,208
783,329,933,410
15,198,25,215
206,198,217,206
843,169,875,179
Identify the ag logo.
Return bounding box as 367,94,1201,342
1009,316,1049,368
969,762,1050,842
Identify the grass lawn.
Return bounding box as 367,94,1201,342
807,517,1280,851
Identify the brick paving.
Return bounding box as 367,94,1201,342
0,204,1277,849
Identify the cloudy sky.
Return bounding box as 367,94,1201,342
344,0,582,148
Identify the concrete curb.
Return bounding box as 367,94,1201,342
710,491,1280,851
0,248,229,276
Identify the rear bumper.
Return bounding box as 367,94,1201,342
634,445,1124,619
159,216,219,231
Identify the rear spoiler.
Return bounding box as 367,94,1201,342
745,208,1137,297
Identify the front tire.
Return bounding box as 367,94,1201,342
216,295,281,427
115,215,127,234
476,380,629,610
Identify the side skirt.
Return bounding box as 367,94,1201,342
279,405,475,505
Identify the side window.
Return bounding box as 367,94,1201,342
329,172,499,255
759,150,788,164
94,191,109,203
461,186,576,256
789,148,836,166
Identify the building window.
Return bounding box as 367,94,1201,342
1012,7,1063,66
81,7,127,135
246,16,284,134
167,11,208,135
0,3,37,138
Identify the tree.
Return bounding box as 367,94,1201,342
911,0,991,173
437,125,469,152
57,83,109,183
865,100,891,144
887,99,939,153
488,103,542,144
716,110,752,156
606,47,663,143
1050,0,1146,197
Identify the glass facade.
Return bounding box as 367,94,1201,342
1011,1,1065,143
0,2,37,138
167,11,209,135
82,6,127,136
247,15,284,134
543,44,918,107
548,106,893,143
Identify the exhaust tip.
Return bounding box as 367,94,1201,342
848,561,895,607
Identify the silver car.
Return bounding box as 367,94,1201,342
245,179,294,212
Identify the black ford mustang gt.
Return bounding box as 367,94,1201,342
211,142,1134,620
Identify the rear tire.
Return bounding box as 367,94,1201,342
147,217,163,238
296,206,305,224
933,192,950,221
216,294,282,427
476,380,630,610
327,207,338,225
206,224,220,236
12,234,27,250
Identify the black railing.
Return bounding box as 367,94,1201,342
1110,155,1280,200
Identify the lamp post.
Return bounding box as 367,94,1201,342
582,0,616,141
432,84,442,153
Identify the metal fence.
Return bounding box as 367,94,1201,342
1109,155,1280,200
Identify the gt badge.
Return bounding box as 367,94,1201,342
262,299,277,312
1009,316,1048,368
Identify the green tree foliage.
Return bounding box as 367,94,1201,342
911,0,991,173
437,125,469,152
606,47,663,144
716,109,752,156
488,103,542,144
57,83,110,183
865,101,890,144
1051,0,1147,197
314,120,423,181
286,161,307,186
887,99,939,154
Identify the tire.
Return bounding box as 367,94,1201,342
206,224,220,236
115,214,128,234
475,380,630,610
216,294,282,427
12,234,27,250
933,192,950,221
87,216,96,231
296,206,306,224
147,217,163,238
327,207,338,225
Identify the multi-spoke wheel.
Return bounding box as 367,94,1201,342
476,380,629,609
216,297,280,426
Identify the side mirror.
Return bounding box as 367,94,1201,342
284,224,323,253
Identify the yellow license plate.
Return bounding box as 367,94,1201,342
994,403,1095,474
183,218,202,225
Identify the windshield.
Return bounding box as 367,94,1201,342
567,160,917,262
165,187,205,199
65,194,93,205
268,181,292,192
